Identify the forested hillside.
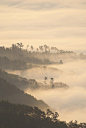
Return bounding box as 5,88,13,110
0,101,85,128
0,78,49,111
0,68,69,90
0,43,85,70
0,43,85,124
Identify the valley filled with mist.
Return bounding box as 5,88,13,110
8,57,86,122
0,0,86,127
0,43,86,125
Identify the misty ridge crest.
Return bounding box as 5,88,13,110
0,68,69,90
0,43,86,91
0,43,85,63
0,43,72,89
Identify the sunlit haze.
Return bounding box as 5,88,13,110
0,0,86,53
0,0,86,124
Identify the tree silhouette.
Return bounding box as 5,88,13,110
44,77,47,85
46,109,59,122
17,43,24,49
31,46,33,51
39,46,43,52
50,78,54,88
26,45,29,51
36,48,39,52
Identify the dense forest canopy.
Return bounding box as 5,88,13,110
0,100,86,128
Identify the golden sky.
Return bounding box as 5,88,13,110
0,0,86,53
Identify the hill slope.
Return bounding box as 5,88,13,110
0,68,69,90
0,78,49,111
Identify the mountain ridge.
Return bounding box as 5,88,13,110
0,78,49,111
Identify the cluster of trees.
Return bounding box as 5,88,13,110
26,44,74,54
0,101,58,121
0,43,85,66
0,43,76,66
12,43,73,53
0,101,66,128
0,101,86,128
0,69,69,90
0,56,27,70
0,44,63,65
44,77,69,89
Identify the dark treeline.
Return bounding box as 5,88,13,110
0,100,67,128
0,100,86,128
0,56,27,70
0,43,86,69
0,43,76,66
0,43,74,57
0,44,63,70
0,44,57,64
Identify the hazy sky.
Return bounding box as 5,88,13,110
0,0,86,53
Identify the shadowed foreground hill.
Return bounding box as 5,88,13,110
0,78,49,111
0,101,85,128
0,101,68,128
